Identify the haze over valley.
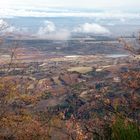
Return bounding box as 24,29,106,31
0,0,140,140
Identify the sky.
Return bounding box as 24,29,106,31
0,0,140,37
0,0,140,10
0,0,140,18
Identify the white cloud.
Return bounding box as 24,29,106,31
0,8,140,18
73,23,110,34
0,0,140,10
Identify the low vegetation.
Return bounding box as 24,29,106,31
0,33,140,139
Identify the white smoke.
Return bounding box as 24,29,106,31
5,26,27,33
0,19,9,31
44,30,70,40
38,20,56,35
73,23,110,34
0,19,27,34
37,20,70,40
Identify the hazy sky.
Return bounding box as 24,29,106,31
0,0,140,10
